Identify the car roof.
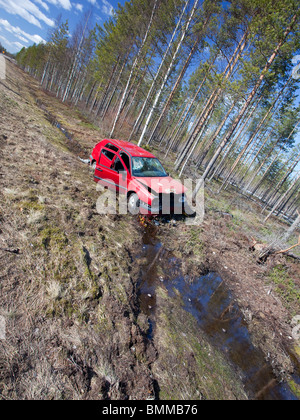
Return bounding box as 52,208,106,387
103,139,155,158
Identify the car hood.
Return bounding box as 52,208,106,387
133,176,186,195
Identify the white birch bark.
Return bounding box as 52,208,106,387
138,0,198,147
129,0,190,142
62,11,91,103
192,13,298,200
110,0,159,138
264,173,300,222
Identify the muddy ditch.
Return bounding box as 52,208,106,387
136,221,300,400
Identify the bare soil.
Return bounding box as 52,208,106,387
0,62,157,400
0,61,299,400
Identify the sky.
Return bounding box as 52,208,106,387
0,0,126,54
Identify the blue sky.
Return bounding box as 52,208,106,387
0,0,126,53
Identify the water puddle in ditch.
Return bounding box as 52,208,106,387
137,224,299,400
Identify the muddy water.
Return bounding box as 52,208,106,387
137,224,299,400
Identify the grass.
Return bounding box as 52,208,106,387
78,121,100,131
40,227,69,251
288,378,300,399
268,265,300,314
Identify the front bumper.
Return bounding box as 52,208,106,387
140,193,187,215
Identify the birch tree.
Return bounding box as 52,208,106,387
128,0,190,142
192,11,299,200
109,0,159,138
138,0,199,146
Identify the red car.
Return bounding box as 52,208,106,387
90,139,187,215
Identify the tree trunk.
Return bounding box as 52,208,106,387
192,13,298,201
148,13,212,145
62,11,91,103
219,77,292,192
164,61,215,157
176,29,249,172
110,0,159,138
129,0,190,142
264,173,300,222
282,213,300,242
138,0,198,147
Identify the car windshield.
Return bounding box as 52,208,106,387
132,157,168,178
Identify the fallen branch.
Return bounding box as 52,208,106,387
0,248,20,254
257,235,300,262
275,235,300,255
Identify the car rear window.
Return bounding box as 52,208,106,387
105,143,119,152
102,149,116,161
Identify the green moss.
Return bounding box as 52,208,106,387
19,189,45,212
183,227,204,258
1,94,19,109
47,297,75,319
40,227,68,250
268,265,300,311
78,121,100,131
288,379,300,399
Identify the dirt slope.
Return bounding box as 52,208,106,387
0,61,299,400
0,60,159,400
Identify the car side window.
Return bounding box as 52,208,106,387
114,158,125,173
120,152,131,173
100,149,116,167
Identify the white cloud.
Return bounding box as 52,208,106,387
17,35,29,43
34,0,49,11
0,0,55,28
101,0,113,16
0,35,13,47
0,18,46,44
87,0,97,5
75,3,83,12
46,0,72,10
13,41,26,50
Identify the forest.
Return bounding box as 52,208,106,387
15,0,300,222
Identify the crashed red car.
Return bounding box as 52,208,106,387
90,139,187,215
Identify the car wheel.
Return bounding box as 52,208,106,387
128,193,140,215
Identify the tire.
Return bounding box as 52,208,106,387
128,193,140,215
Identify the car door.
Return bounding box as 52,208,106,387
118,151,131,193
111,156,128,194
94,148,118,190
